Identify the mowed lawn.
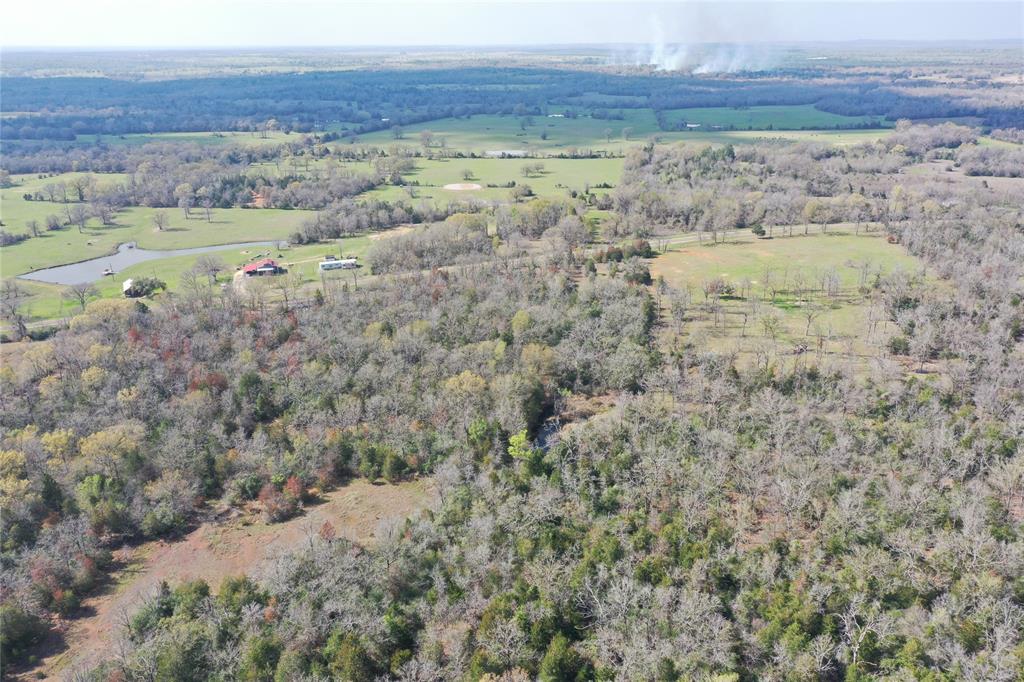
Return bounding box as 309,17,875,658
649,232,928,358
663,104,889,130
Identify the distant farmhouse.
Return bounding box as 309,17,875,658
243,258,285,277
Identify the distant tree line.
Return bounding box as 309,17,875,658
4,65,1022,144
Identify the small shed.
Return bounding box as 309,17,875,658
122,279,134,296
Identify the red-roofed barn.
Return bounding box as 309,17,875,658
242,258,285,277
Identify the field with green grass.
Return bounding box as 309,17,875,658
2,173,129,239
663,104,889,130
356,111,893,153
648,231,928,364
62,109,897,156
356,111,664,153
2,174,316,276
666,128,893,147
72,130,307,147
358,156,623,205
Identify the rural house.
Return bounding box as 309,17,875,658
242,258,285,277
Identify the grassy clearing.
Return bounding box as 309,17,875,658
359,156,623,205
72,130,303,147
667,129,891,147
663,104,888,130
33,478,437,679
355,109,892,153
648,231,927,365
66,112,894,155
356,111,664,153
2,173,129,242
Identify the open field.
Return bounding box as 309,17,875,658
355,108,893,152
648,231,928,365
666,128,894,146
71,130,308,147
1,173,130,242
27,478,437,682
356,110,664,152
360,156,623,204
663,104,889,130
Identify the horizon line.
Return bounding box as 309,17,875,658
3,38,1022,51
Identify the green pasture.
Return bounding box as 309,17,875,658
663,104,888,130
652,233,922,290
359,156,623,205
648,232,928,359
72,130,305,148
355,111,664,153
665,128,892,147
354,108,893,153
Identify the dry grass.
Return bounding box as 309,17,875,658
27,478,437,681
649,232,928,371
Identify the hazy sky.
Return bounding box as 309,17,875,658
2,1,1021,48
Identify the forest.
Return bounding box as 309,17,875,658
1,44,1024,682
3,44,1024,144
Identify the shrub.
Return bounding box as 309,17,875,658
0,602,48,667
218,576,267,614
233,474,264,501
123,277,167,298
888,335,911,355
259,483,299,523
0,230,28,247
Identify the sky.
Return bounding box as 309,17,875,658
1,0,1021,48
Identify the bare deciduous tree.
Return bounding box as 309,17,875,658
63,282,99,312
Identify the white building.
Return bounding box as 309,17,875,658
319,258,358,272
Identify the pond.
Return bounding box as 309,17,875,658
17,241,279,286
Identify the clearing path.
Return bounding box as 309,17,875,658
32,478,437,681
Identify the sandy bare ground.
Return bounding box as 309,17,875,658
442,182,482,190
30,478,437,681
370,225,416,240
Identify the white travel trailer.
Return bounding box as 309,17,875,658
319,258,358,272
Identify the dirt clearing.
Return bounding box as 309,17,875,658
30,478,437,681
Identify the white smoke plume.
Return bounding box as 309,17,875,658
614,8,779,74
